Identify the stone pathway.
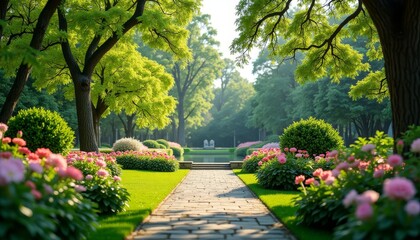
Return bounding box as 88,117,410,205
126,170,295,240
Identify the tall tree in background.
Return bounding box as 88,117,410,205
34,0,198,152
167,14,224,146
0,0,62,123
232,0,420,141
214,59,239,111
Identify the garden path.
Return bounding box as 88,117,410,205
126,170,295,239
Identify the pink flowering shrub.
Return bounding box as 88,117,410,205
67,151,129,215
0,125,97,240
235,141,262,157
115,150,179,172
262,142,279,149
256,148,313,190
242,148,281,173
294,131,396,228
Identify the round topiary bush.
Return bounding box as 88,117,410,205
6,107,74,154
156,139,169,149
112,138,145,152
280,117,343,156
142,140,160,149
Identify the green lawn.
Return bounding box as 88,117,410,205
233,170,332,240
88,169,189,240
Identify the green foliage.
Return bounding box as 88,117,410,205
235,147,249,157
143,140,161,149
280,117,344,156
183,148,191,154
242,148,281,173
171,146,184,157
112,138,145,152
6,107,74,154
116,154,179,172
257,158,312,190
156,139,170,148
242,157,261,173
350,131,394,157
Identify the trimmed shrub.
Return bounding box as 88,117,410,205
112,138,146,152
184,148,191,154
171,146,184,157
157,143,167,149
262,142,280,149
156,139,170,149
280,117,343,156
143,140,160,149
6,107,74,154
116,152,179,172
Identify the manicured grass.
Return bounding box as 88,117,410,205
233,170,332,240
88,169,189,240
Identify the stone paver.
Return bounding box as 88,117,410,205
126,170,295,240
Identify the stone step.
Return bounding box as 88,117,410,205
191,163,231,170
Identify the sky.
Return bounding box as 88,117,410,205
201,0,259,82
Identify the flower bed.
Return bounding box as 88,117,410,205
114,150,179,172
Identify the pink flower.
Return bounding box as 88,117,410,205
305,178,315,185
12,138,26,147
113,176,121,181
31,189,42,200
328,150,338,158
27,153,40,162
320,170,332,181
387,154,403,167
343,190,358,207
75,185,87,192
85,174,93,180
361,144,375,152
336,162,349,171
29,162,43,173
383,177,416,200
17,130,23,138
277,154,286,164
295,175,305,184
25,180,36,189
2,137,11,144
373,169,384,178
0,123,8,132
357,190,380,204
289,148,297,153
66,166,83,181
18,147,31,155
295,153,303,158
43,184,53,194
405,200,420,216
410,138,420,153
331,169,340,177
35,148,52,158
86,157,94,163
46,154,67,170
96,159,107,168
356,203,373,220
325,176,336,185
0,152,12,159
0,158,25,185
347,155,355,162
313,168,323,177
358,161,369,171
97,169,109,177
258,161,262,166
284,148,289,152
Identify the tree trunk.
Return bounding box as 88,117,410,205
363,0,420,141
126,114,135,138
74,76,98,152
0,0,62,123
177,101,186,146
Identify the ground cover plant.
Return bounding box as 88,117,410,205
88,169,189,240
0,124,97,240
234,170,332,240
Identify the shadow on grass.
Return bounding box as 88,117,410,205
89,209,151,240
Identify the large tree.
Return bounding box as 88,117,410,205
232,0,420,142
166,14,224,146
35,0,198,151
0,0,63,123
